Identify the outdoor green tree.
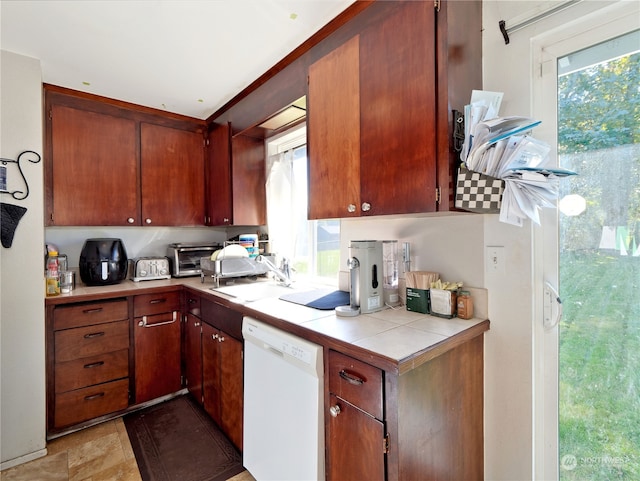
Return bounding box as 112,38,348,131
558,53,640,154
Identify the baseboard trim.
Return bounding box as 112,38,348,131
1,447,48,471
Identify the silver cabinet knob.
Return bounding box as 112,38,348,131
212,333,218,340
329,404,341,417
145,218,152,224
223,218,230,223
361,202,371,212
127,217,135,224
347,204,356,213
218,336,225,343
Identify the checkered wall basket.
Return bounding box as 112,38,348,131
455,168,504,214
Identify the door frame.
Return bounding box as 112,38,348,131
531,3,640,479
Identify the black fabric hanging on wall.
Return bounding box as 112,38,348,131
1,202,27,248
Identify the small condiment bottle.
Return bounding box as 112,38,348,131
456,290,473,319
46,251,60,296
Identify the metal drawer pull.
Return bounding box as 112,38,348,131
329,404,341,417
138,311,178,328
149,298,167,304
82,308,103,314
339,369,365,385
83,361,105,369
83,331,105,339
84,392,105,401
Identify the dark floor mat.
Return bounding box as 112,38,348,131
124,395,244,481
279,289,350,310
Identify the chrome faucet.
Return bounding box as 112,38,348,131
255,255,292,286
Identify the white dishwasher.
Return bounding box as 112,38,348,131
242,316,324,481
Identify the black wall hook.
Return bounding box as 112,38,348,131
0,150,41,201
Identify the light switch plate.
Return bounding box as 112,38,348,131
486,246,505,274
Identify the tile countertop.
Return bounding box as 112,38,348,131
45,275,490,375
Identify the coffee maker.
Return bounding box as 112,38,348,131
336,240,384,316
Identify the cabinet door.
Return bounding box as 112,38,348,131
134,311,181,404
231,134,266,226
202,322,221,424
207,123,233,226
140,123,205,226
327,394,385,481
49,104,138,226
359,2,437,215
183,313,203,403
307,35,361,220
219,332,243,450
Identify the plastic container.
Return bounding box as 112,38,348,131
46,251,60,296
383,240,400,306
239,234,259,258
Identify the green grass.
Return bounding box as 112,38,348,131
559,251,640,480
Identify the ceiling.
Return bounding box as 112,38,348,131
1,0,354,120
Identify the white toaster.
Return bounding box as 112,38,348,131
128,257,171,282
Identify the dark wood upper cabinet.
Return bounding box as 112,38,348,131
230,134,266,226
45,0,481,227
307,36,361,220
359,2,437,216
213,0,481,217
45,86,206,226
140,123,205,226
206,123,266,227
308,2,438,218
47,104,139,226
206,123,233,226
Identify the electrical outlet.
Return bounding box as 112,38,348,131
486,246,505,274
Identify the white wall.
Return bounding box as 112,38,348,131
340,213,486,290
45,226,230,269
0,50,47,468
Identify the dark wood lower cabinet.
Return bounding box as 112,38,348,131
328,334,485,481
327,393,385,481
202,322,221,420
133,311,182,404
132,292,182,405
183,312,203,403
202,321,243,451
47,287,485,481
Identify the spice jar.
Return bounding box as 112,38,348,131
456,290,473,319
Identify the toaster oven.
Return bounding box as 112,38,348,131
167,242,222,277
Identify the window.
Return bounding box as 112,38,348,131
266,126,340,284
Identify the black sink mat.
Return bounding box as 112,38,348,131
279,289,350,310
124,395,244,481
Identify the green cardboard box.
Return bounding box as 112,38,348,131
406,287,429,314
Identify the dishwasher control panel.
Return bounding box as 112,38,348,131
242,317,321,372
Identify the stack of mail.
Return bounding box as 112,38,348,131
460,90,576,227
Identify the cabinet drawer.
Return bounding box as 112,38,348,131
53,299,128,331
201,298,242,340
55,320,129,363
133,291,181,317
54,378,129,428
55,349,129,393
329,351,383,419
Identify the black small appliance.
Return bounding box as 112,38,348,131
79,238,128,286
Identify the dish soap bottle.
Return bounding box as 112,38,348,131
46,251,60,296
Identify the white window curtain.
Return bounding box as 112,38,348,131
265,149,307,265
